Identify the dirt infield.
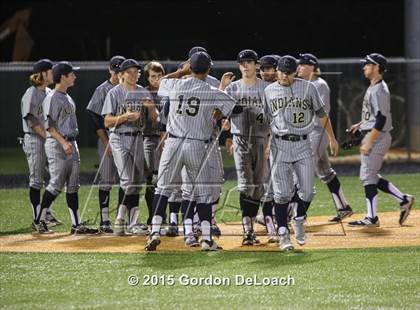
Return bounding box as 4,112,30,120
1,211,419,253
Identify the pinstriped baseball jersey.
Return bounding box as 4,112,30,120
21,86,51,133
226,78,270,137
360,80,393,132
101,84,152,133
263,78,324,136
86,80,114,115
158,77,236,140
312,77,330,129
205,75,220,88
43,90,79,138
143,90,164,136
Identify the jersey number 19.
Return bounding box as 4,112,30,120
176,95,200,117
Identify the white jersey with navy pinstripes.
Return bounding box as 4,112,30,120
263,78,325,136
360,80,393,132
86,80,114,115
312,77,330,129
101,84,153,133
43,90,79,138
21,86,51,133
226,78,270,137
158,77,236,140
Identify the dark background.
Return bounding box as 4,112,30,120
0,0,404,61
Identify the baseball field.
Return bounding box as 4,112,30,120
1,173,419,309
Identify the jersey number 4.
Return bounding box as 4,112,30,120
176,95,200,116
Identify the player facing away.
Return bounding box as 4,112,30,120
145,52,236,251
264,56,339,251
348,53,414,227
297,53,353,222
102,59,158,236
36,62,98,234
221,49,270,246
21,59,62,232
143,61,167,226
86,55,126,233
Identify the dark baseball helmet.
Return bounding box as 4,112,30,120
237,49,258,63
360,53,387,72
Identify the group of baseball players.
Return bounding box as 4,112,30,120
20,47,415,252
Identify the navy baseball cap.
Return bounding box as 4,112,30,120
277,55,298,73
119,59,142,72
260,55,279,69
190,51,212,73
237,49,258,63
299,53,318,67
32,59,53,73
361,53,387,72
52,61,80,81
109,55,126,72
188,46,207,58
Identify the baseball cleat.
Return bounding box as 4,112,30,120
113,219,126,236
348,216,380,227
211,224,222,238
329,205,354,222
32,221,54,234
184,233,199,247
279,230,294,252
399,195,414,225
242,231,260,246
45,212,62,227
255,214,266,227
71,224,99,235
99,221,114,234
292,218,306,246
145,232,161,251
165,223,179,237
126,223,149,236
201,239,222,251
267,233,279,244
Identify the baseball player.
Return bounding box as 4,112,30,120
263,55,339,251
256,54,281,243
143,61,167,225
297,53,353,222
35,61,98,234
221,49,270,246
348,53,414,227
86,56,126,233
145,52,236,251
102,59,158,236
21,59,62,232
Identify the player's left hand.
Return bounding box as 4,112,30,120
221,119,230,131
329,138,339,156
360,142,372,155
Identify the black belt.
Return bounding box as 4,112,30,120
361,129,371,135
168,133,212,144
116,131,142,136
275,134,308,142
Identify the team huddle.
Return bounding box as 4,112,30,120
20,47,415,252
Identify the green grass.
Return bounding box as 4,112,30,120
1,173,419,235
1,247,419,309
0,174,419,309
